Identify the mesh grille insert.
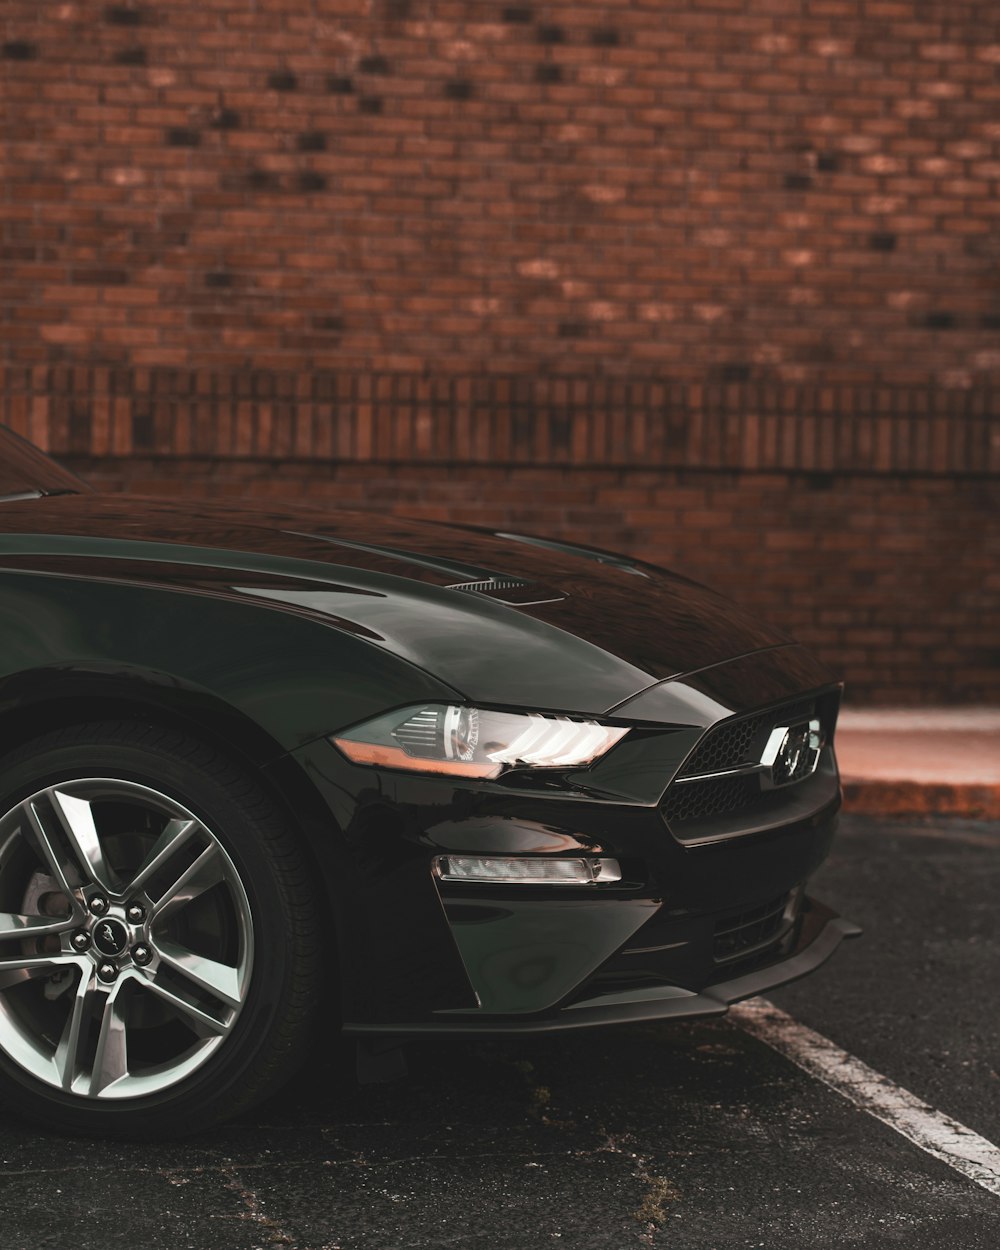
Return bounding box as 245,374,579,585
678,701,813,780
661,772,762,825
677,713,768,778
713,894,789,962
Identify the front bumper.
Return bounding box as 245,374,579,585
282,647,856,1035
344,899,860,1035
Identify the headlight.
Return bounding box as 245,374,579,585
332,704,630,779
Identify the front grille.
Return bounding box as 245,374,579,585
677,701,812,779
713,893,791,963
660,692,839,843
661,772,761,825
677,713,769,779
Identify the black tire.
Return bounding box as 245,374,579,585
0,721,320,1138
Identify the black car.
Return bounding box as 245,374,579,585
0,425,857,1136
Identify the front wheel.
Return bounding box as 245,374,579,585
0,722,320,1137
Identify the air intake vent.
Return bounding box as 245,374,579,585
449,577,528,595
448,577,565,605
713,893,793,963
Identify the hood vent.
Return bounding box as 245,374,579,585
288,531,566,605
448,576,565,606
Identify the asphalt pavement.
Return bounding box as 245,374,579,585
1,812,998,1249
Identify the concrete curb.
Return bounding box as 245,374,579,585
837,709,1000,820
842,780,1000,820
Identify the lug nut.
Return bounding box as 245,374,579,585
70,930,91,952
88,896,109,916
126,901,145,924
131,944,152,967
96,961,118,983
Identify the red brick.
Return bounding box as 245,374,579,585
0,0,996,701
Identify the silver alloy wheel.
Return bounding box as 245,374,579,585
0,778,254,1100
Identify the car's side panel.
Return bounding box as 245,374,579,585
0,569,459,756
272,739,486,1021
0,570,485,1025
0,531,661,716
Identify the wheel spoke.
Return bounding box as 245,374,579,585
89,978,130,1096
126,818,199,896
153,938,243,1010
149,842,225,924
137,967,231,1037
47,788,117,894
0,965,62,991
54,966,92,1091
0,952,80,976
0,911,73,941
21,800,84,903
0,953,84,992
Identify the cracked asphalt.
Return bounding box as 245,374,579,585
1,814,998,1250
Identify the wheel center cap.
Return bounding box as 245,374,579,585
93,917,128,957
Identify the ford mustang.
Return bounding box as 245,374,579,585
0,424,858,1136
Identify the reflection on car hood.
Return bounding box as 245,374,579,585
0,495,796,714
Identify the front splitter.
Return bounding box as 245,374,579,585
343,904,861,1037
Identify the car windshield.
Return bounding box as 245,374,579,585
0,425,91,498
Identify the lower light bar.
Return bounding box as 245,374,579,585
434,855,622,885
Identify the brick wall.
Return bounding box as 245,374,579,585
1,1,999,703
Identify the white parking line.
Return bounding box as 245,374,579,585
731,997,1000,1199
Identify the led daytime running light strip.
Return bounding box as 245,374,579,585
434,855,623,884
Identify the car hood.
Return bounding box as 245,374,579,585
0,495,796,716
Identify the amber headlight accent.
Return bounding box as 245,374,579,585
332,704,629,779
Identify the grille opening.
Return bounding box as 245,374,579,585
662,772,761,825
566,889,806,1009
713,893,792,963
677,713,768,778
661,692,839,842
678,700,813,779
